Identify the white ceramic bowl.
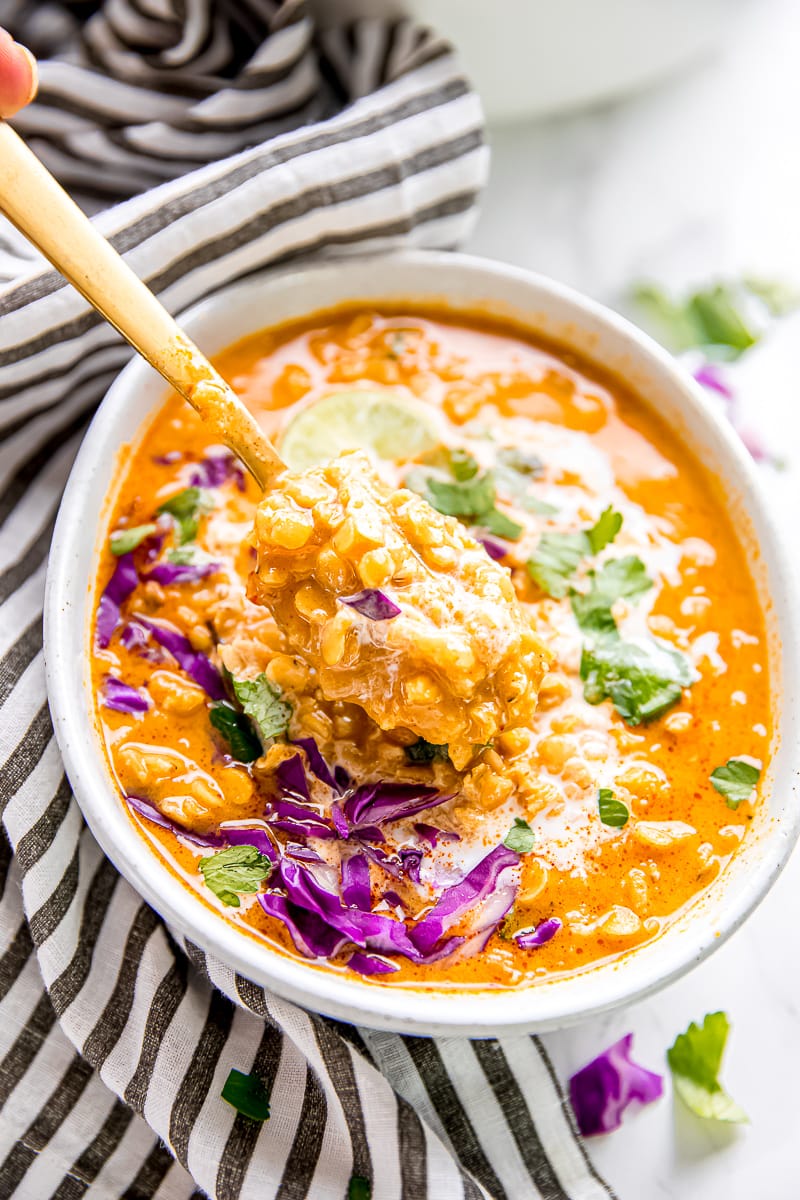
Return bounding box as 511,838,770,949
45,251,800,1036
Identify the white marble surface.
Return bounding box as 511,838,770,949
467,2,800,1196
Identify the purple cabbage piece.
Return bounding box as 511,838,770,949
189,448,246,492
413,823,460,848
279,859,459,962
120,621,149,651
410,845,520,954
102,676,149,715
125,794,224,848
514,917,562,950
348,952,399,976
137,618,225,699
145,561,221,585
399,847,423,885
267,793,335,841
341,853,371,910
96,553,138,649
153,451,183,465
269,819,337,841
292,737,341,792
285,843,325,864
479,537,508,561
381,890,405,910
569,1034,664,1137
276,755,310,800
693,362,734,402
342,782,443,830
222,824,278,864
340,589,401,621
331,803,349,839
259,892,351,959
334,765,351,792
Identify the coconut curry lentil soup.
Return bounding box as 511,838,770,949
91,308,769,989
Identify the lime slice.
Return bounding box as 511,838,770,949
279,389,440,471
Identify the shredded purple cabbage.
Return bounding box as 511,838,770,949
340,589,401,621
96,553,138,648
292,737,342,792
413,823,460,848
341,853,371,910
189,448,246,492
153,450,183,465
222,824,278,864
259,892,351,959
137,618,225,699
331,803,349,840
382,890,405,910
102,676,149,715
342,782,443,830
348,952,399,976
569,1034,664,1137
276,755,310,800
125,794,224,848
399,847,423,885
410,845,519,955
514,917,562,950
267,795,335,841
693,362,734,402
479,537,508,561
145,560,221,585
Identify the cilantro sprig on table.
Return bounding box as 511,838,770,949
667,1012,747,1123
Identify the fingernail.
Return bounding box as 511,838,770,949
16,42,38,106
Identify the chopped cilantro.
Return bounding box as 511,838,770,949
405,738,449,764
199,845,272,908
586,506,623,554
348,1177,371,1200
630,280,785,359
493,448,557,516
504,817,536,854
110,523,157,556
157,486,214,544
221,1068,272,1121
526,532,588,598
210,702,262,762
581,635,693,725
667,1012,747,1123
597,787,629,828
710,758,761,809
496,447,544,478
414,451,525,541
527,509,623,599
571,555,653,634
232,674,291,743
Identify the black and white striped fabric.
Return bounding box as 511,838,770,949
0,4,615,1197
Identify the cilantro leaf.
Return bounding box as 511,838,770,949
667,1012,747,1123
221,1068,271,1121
480,506,524,540
504,817,536,854
110,523,157,556
586,506,623,554
232,674,291,743
209,702,262,762
526,532,588,598
598,787,629,828
415,453,525,541
405,738,449,764
571,555,653,634
710,758,761,809
199,845,272,908
157,486,214,544
581,635,693,725
493,448,556,515
495,447,544,478
527,510,624,599
348,1178,371,1200
633,281,761,359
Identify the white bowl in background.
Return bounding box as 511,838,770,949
45,251,800,1036
312,0,745,123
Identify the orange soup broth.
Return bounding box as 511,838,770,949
92,307,770,991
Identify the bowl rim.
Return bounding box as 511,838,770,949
44,248,800,1036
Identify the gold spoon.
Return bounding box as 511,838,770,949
0,122,285,490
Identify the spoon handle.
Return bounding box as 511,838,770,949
0,122,284,489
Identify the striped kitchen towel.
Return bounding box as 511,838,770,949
0,3,614,1197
